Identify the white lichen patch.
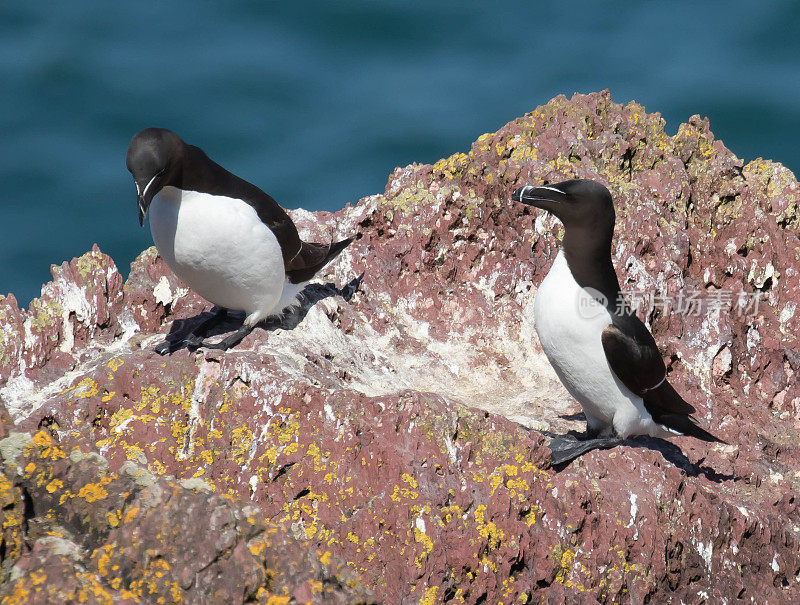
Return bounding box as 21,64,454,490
254,284,567,432
696,541,713,567
153,276,187,307
57,281,93,353
737,506,750,518
746,327,761,356
153,276,173,306
180,477,213,492
681,315,729,392
177,359,221,461
0,367,35,418
779,302,796,329
747,260,775,289
534,212,559,237
627,493,638,528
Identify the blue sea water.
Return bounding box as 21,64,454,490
1,1,799,307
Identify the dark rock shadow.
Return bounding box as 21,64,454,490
623,436,734,483
158,273,363,352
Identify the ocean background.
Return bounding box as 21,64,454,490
2,1,799,307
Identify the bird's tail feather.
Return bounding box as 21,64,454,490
285,237,354,283
657,413,726,444
325,237,353,262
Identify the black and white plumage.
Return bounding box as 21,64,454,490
126,128,352,353
512,179,723,464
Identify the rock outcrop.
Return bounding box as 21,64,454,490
1,91,798,603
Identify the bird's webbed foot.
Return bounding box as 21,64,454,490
201,323,256,351
548,434,623,466
155,307,228,355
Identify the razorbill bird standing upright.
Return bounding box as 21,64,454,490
511,179,723,464
126,128,353,353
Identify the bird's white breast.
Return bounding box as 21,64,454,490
149,187,286,320
533,250,653,437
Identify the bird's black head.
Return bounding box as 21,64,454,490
511,179,615,231
126,128,184,226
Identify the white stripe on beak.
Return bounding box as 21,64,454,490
535,186,564,194
142,173,159,200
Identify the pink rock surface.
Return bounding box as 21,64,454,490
1,91,799,603
0,428,369,603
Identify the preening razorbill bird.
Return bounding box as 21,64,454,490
126,128,353,353
511,179,723,464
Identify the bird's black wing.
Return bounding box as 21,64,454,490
601,316,724,442
600,315,678,402
284,238,353,284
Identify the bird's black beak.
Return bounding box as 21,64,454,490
137,194,149,227
511,184,566,208
133,169,166,226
